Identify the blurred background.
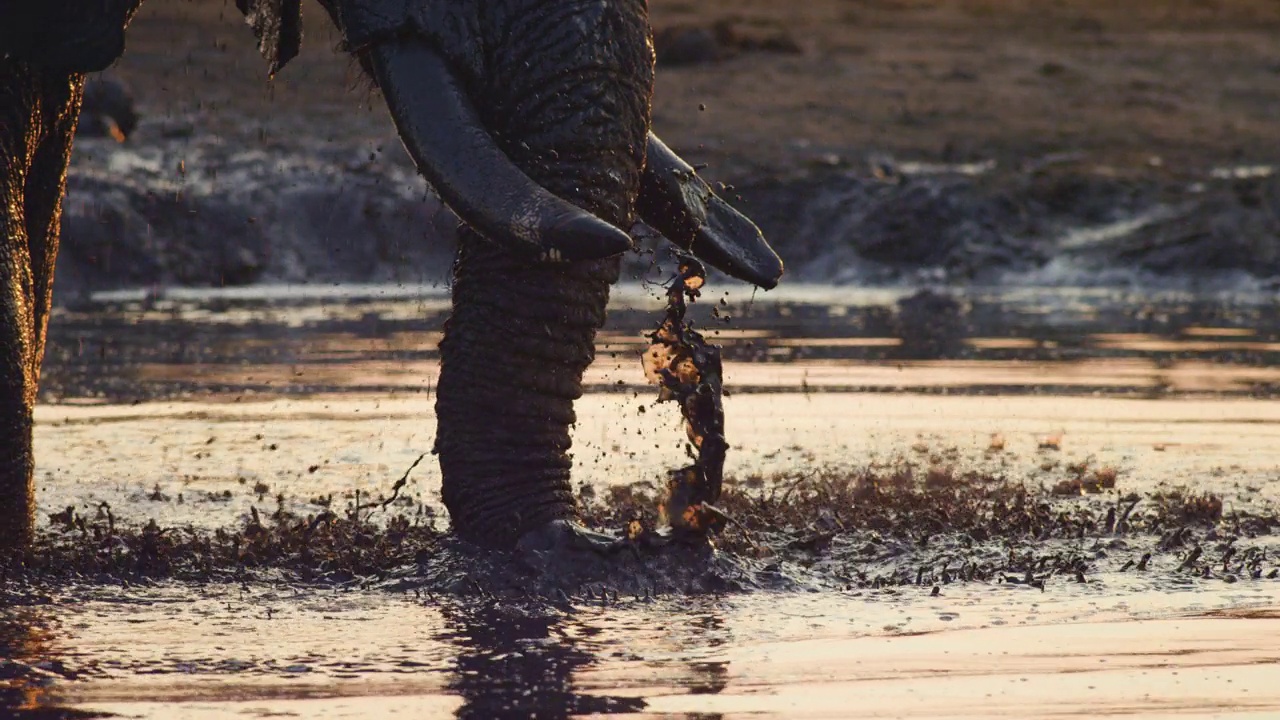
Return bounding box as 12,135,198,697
63,0,1280,296
45,0,1280,403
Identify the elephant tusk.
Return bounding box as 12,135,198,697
638,132,784,290
367,39,634,262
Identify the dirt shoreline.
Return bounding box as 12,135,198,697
55,0,1280,294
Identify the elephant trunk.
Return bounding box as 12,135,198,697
307,0,653,546
436,243,620,547
388,0,654,548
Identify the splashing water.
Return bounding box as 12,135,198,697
642,256,729,536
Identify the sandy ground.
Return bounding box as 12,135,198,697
112,0,1280,174
650,0,1280,175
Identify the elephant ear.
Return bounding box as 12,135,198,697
0,1,138,73
236,0,303,76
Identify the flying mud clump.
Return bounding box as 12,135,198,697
642,257,730,539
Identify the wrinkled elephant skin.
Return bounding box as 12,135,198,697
0,0,782,555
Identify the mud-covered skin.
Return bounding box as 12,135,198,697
2,0,775,557
0,1,141,552
316,0,656,549
0,64,86,551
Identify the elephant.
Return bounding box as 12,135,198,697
0,0,783,557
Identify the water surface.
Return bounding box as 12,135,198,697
9,283,1280,718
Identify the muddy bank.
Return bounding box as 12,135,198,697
54,0,1280,296
59,126,457,298
61,120,1280,297
730,160,1280,286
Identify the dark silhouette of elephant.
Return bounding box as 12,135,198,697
0,0,782,557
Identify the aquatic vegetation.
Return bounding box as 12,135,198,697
16,493,443,584
3,456,1276,596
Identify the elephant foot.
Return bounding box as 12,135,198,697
514,518,716,575
516,519,626,566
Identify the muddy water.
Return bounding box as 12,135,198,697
9,284,1280,718
16,588,1280,718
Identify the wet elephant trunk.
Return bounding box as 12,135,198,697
437,243,620,547
0,61,84,551
418,0,653,548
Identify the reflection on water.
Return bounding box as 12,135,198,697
11,283,1280,717
41,283,1280,401
0,609,57,718
3,585,1277,719
444,603,647,718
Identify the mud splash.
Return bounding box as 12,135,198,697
8,448,1278,598
643,257,728,537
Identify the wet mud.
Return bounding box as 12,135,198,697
11,288,1280,599
60,129,1280,295
731,162,1280,286
8,433,1278,596
59,129,456,299
7,385,1280,717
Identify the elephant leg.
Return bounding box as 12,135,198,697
0,61,84,551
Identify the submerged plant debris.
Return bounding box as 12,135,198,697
642,256,729,537
580,461,1280,591
4,458,1279,598
16,493,443,585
